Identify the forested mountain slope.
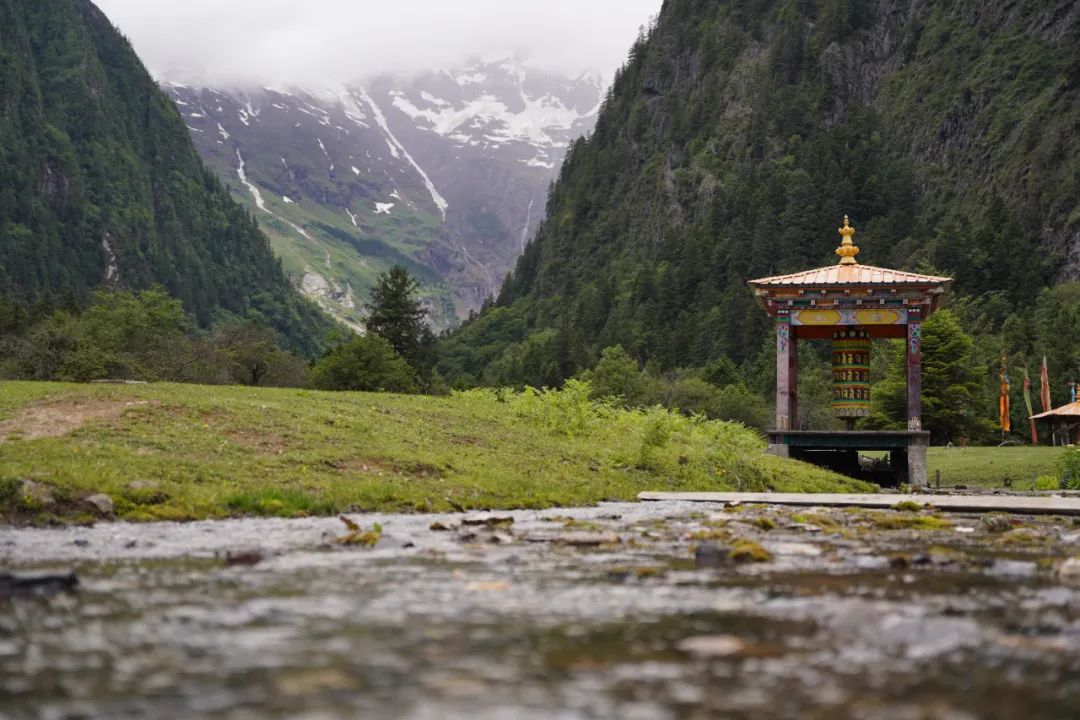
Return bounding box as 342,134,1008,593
0,0,333,354
440,0,1079,386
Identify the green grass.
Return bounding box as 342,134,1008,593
0,381,870,523
923,446,1067,489
862,445,1067,488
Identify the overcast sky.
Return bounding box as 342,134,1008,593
94,0,664,86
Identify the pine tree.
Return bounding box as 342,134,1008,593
365,266,431,372
866,310,991,443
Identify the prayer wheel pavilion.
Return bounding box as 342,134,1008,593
748,217,952,487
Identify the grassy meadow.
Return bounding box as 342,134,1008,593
0,380,868,524
923,445,1067,489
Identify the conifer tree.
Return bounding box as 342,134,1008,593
365,266,432,372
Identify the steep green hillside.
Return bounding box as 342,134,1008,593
441,0,1079,385
0,0,334,354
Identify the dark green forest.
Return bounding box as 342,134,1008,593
0,0,335,355
438,0,1080,438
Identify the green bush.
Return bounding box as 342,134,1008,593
311,335,417,393
1059,447,1080,490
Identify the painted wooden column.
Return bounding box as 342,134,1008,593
906,307,923,431
776,314,793,431
906,306,928,488
789,327,799,429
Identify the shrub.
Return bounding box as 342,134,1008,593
1060,447,1080,490
311,334,417,393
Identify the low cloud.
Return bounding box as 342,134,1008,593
95,0,663,86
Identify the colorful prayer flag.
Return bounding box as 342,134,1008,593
999,356,1011,433
1040,356,1052,413
1023,367,1038,444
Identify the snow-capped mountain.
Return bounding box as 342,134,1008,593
165,59,601,329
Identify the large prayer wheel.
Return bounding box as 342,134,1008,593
832,328,871,419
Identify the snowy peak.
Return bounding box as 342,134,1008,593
162,59,601,322
369,58,602,164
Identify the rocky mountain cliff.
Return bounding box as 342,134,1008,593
167,60,601,329
0,0,333,354
440,0,1080,386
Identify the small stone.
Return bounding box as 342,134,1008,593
429,521,454,531
462,515,513,527
18,480,55,508
677,635,746,657
84,493,114,515
1058,557,1080,585
556,531,620,547
0,571,78,596
695,543,724,568
225,550,264,567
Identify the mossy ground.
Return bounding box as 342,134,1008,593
0,381,870,524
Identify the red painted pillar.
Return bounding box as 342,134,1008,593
776,315,793,430
906,309,923,431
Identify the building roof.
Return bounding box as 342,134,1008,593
749,264,954,289
1030,401,1080,420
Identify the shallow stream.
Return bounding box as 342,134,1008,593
3,501,1080,719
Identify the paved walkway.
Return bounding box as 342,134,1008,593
638,492,1080,515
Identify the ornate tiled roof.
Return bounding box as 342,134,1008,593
749,264,953,288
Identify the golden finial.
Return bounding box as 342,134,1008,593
835,215,859,265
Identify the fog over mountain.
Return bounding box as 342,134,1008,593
94,0,663,86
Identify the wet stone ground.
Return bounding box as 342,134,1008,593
4,500,1080,719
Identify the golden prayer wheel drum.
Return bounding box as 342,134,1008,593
831,328,871,419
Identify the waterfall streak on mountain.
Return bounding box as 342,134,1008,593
356,89,448,219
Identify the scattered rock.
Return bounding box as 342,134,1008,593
677,634,747,657
694,543,724,568
768,541,822,557
73,539,90,547
889,553,911,569
374,533,415,549
462,515,514,528
728,539,772,563
0,571,78,596
998,527,1046,545
430,521,455,531
84,493,114,515
556,531,620,547
465,580,510,592
18,479,55,508
980,514,1015,533
1058,557,1080,586
488,532,514,545
225,551,264,567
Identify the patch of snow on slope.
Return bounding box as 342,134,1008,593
390,88,584,147
345,208,358,227
316,138,334,171
283,196,294,204
217,123,230,141
374,202,395,215
356,88,448,220
420,91,451,107
351,166,360,176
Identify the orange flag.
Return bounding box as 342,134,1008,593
999,356,1011,433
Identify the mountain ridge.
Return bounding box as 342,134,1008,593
0,0,333,354
438,0,1080,387
165,59,603,329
